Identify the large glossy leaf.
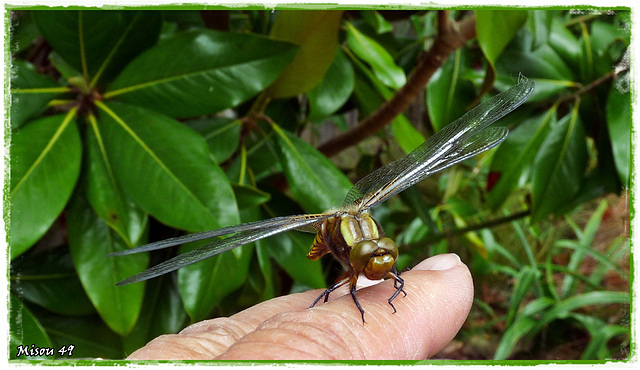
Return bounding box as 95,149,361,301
426,49,476,131
548,15,581,70
184,117,242,164
531,105,588,221
265,10,344,99
488,108,556,209
346,22,406,90
606,82,631,186
476,10,528,91
10,112,82,259
272,124,352,213
106,29,299,118
10,60,64,129
178,240,254,322
307,47,355,121
95,101,239,232
10,246,95,316
497,44,576,83
259,231,326,290
85,115,147,246
36,311,123,359
67,190,147,336
32,10,162,86
10,295,52,360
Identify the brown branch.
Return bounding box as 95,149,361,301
557,66,629,106
317,11,477,158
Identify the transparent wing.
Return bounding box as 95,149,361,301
344,78,534,210
111,213,330,256
114,213,333,285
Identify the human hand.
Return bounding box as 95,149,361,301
126,253,473,360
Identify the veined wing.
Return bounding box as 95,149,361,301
343,78,534,210
111,213,331,256
114,212,333,285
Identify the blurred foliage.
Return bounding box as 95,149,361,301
8,8,630,360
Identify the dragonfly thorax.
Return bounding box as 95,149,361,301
307,212,399,281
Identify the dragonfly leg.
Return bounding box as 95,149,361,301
387,270,406,314
309,276,349,308
391,266,408,297
348,276,366,324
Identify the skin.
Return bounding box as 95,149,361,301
126,253,473,360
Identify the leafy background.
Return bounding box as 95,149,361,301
7,8,631,360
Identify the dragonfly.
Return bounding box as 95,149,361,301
112,78,535,323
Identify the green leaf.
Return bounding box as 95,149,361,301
426,49,476,131
37,311,124,359
548,15,581,70
32,10,162,86
477,10,528,64
488,108,556,209
346,22,406,90
10,295,52,360
606,82,631,186
361,10,393,34
10,60,63,129
497,44,576,83
531,105,588,221
505,266,540,326
10,247,95,316
476,10,528,90
85,115,147,246
96,101,239,232
259,231,326,290
10,112,82,259
184,117,242,164
272,124,353,213
106,29,299,118
308,47,355,121
232,183,271,211
178,241,253,322
265,10,344,99
67,190,147,336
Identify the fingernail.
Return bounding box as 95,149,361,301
413,253,462,271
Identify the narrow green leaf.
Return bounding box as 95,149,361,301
505,266,540,326
272,124,352,213
531,105,588,221
10,112,82,259
346,22,406,90
67,190,147,336
85,115,147,246
106,29,299,118
308,47,355,121
10,60,64,129
606,82,631,186
266,10,344,99
10,295,52,360
96,101,239,232
488,108,556,209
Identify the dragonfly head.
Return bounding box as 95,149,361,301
349,237,398,281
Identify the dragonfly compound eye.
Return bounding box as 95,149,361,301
350,238,398,281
